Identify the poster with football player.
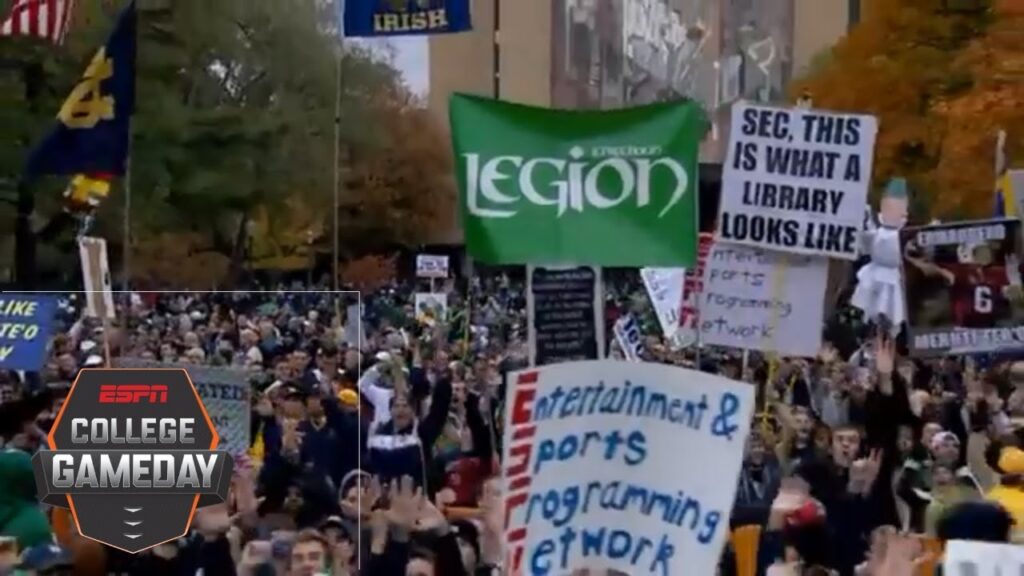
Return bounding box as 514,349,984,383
901,218,1024,356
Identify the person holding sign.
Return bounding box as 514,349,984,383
850,178,909,335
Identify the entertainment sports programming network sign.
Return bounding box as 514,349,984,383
32,369,234,553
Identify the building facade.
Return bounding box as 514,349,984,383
428,0,853,239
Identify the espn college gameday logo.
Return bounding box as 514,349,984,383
98,384,169,404
32,369,234,553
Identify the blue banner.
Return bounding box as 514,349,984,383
0,295,57,371
26,2,136,176
343,0,471,37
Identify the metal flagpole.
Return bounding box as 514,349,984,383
332,44,342,291
122,146,132,293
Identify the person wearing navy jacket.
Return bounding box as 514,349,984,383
367,367,453,493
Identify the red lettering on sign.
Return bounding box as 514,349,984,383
98,384,168,404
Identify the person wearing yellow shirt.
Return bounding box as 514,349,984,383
984,442,1024,542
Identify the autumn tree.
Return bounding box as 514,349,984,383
338,93,456,255
794,0,1024,219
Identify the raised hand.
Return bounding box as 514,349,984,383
874,334,895,378
849,449,883,496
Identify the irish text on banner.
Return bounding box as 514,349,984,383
343,0,471,37
114,359,252,456
700,242,827,357
901,218,1024,356
716,102,877,260
451,94,706,267
944,540,1024,575
0,295,57,371
501,360,754,576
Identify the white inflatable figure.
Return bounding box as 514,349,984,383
851,177,909,335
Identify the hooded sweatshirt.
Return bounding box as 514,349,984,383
0,449,52,549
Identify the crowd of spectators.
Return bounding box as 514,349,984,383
0,271,1023,575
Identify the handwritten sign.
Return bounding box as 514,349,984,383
114,359,252,455
416,254,450,279
502,360,753,576
0,295,57,371
717,103,877,260
528,266,602,366
700,242,827,357
944,540,1024,575
414,292,449,324
640,268,684,339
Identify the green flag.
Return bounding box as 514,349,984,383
450,94,706,267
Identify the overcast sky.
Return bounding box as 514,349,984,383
357,36,430,96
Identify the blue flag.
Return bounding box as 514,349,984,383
343,0,471,37
0,295,57,371
26,2,136,177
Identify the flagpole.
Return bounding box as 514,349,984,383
332,43,342,291
122,145,132,293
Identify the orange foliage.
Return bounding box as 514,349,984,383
340,102,456,250
130,233,230,289
339,254,398,291
794,0,1024,219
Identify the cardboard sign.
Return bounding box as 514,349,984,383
0,295,57,371
901,218,1024,356
416,254,450,279
113,359,252,456
502,360,754,576
944,540,1024,575
700,242,827,357
717,103,877,260
613,314,644,361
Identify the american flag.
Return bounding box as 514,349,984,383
0,0,75,45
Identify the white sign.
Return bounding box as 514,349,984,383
415,254,449,279
78,237,115,319
944,540,1024,575
700,242,827,357
113,360,252,455
613,314,644,361
502,360,753,576
344,303,366,349
414,292,448,324
640,268,684,339
717,102,878,260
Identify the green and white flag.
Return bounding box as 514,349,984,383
450,94,706,267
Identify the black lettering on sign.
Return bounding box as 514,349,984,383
531,267,598,366
719,212,801,248
732,141,759,171
800,113,862,146
741,181,845,215
741,107,792,140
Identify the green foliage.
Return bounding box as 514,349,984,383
0,0,410,283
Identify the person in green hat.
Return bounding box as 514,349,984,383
851,177,909,335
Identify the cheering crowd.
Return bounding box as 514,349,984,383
0,271,1023,576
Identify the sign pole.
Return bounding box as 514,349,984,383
332,41,343,291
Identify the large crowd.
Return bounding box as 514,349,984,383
0,271,1023,576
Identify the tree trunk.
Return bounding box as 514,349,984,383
226,214,249,288
14,62,45,290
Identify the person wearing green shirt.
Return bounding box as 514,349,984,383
925,463,978,536
0,449,53,550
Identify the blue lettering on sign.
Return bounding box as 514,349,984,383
523,480,722,543
710,392,740,440
533,429,647,474
0,295,57,372
532,381,711,432
530,525,678,576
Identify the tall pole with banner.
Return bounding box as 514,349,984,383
332,40,342,291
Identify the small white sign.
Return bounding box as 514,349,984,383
416,254,449,279
639,268,684,339
700,242,827,357
717,102,877,260
944,540,1024,575
78,236,115,319
613,314,644,361
414,292,448,324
